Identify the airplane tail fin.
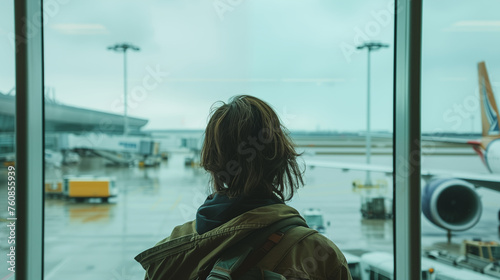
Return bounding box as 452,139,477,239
478,61,500,136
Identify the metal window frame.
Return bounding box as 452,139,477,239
15,0,44,279
393,0,422,279
11,0,421,279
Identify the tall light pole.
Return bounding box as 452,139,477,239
107,43,140,136
357,42,389,186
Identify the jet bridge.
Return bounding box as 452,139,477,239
63,134,161,166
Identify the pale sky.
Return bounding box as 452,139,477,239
1,0,500,133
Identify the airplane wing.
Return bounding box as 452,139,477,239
354,133,478,145
425,171,500,192
421,136,475,145
307,160,392,175
306,159,500,192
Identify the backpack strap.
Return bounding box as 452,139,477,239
207,216,308,280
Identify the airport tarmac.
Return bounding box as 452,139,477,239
0,143,499,279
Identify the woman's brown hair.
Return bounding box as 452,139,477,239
200,95,304,201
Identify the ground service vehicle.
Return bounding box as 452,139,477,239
303,208,329,234
346,250,499,280
343,252,361,280
352,180,393,220
45,181,63,197
425,239,500,278
358,252,435,280
63,176,118,202
457,240,500,277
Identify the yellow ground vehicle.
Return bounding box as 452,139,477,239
45,181,63,197
457,239,500,277
461,240,499,262
63,176,118,202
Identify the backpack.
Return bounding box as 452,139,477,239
202,216,309,280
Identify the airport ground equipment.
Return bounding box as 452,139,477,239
45,149,63,167
138,156,162,167
358,252,436,280
137,141,161,167
348,250,498,280
63,134,162,167
63,150,80,164
342,253,361,280
89,149,133,166
184,156,200,167
161,152,168,160
353,179,393,219
425,254,499,280
303,208,329,235
63,176,118,202
2,159,15,167
457,240,500,277
425,239,500,278
44,180,63,197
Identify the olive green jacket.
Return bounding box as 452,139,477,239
135,204,352,280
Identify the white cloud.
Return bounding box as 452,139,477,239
50,23,109,35
444,20,500,32
455,20,500,27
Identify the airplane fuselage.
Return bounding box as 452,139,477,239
477,137,500,173
485,139,500,173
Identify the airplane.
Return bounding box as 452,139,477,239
307,61,500,236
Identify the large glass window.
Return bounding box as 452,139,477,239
0,1,15,279
420,1,500,278
41,1,396,278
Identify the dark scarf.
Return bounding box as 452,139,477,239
195,192,284,235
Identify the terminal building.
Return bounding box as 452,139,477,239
0,92,149,154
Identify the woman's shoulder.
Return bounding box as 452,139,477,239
265,227,351,280
154,220,197,246
293,227,348,266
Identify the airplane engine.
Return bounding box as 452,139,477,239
422,178,482,231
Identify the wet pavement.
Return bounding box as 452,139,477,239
0,146,499,279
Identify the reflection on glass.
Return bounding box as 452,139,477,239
421,1,500,279
42,1,394,278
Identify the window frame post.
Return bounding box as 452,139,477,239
15,0,44,279
393,0,422,279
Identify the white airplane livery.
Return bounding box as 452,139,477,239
308,61,500,234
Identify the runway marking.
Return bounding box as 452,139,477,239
169,195,183,210
44,257,71,280
150,197,164,210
